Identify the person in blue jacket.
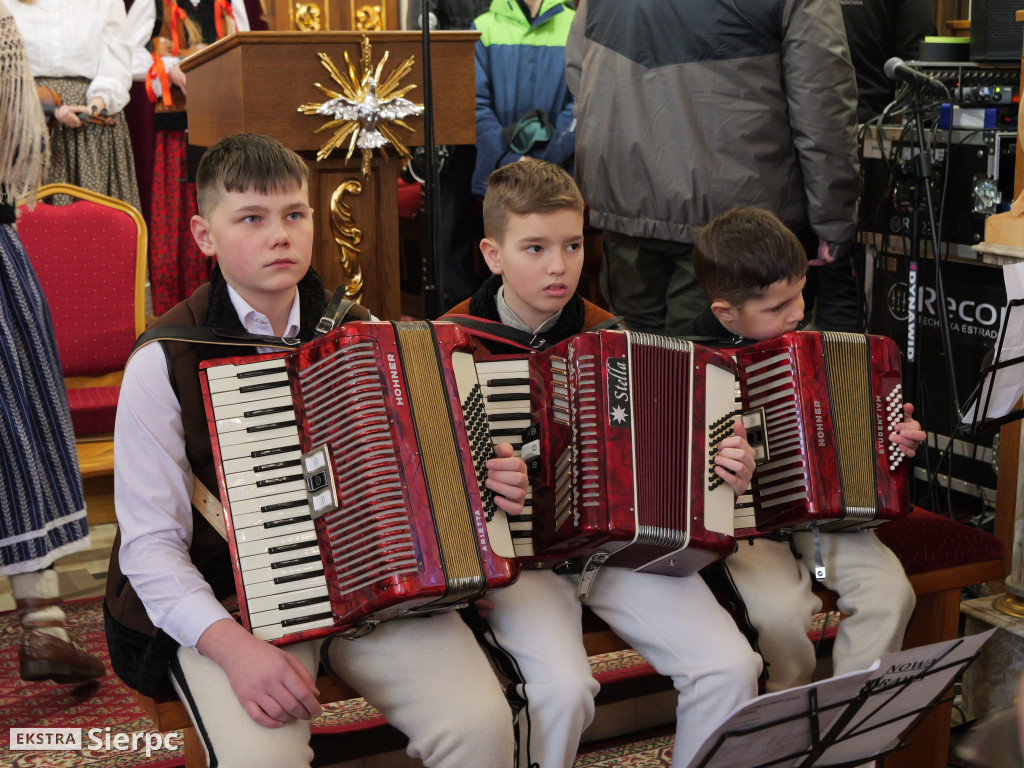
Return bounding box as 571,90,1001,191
472,0,576,195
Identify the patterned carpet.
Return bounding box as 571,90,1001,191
0,597,183,767
576,727,674,766
0,598,673,767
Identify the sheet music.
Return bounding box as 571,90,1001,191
961,262,1024,424
686,667,876,768
686,630,996,768
817,629,995,766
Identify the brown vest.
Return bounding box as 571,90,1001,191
103,284,274,693
104,280,362,694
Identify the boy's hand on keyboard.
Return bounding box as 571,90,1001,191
715,420,756,495
198,619,322,728
890,402,926,457
486,442,529,515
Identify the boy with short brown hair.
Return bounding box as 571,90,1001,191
687,206,924,693
694,206,809,307
106,132,525,768
447,160,762,768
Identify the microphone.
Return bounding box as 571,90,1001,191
883,57,939,87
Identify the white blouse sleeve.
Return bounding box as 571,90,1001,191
86,0,132,113
126,0,158,82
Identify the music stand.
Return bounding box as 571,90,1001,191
959,296,1024,434
686,630,995,768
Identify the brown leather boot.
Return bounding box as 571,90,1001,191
17,597,106,683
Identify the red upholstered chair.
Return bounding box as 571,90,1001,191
17,184,147,523
397,178,425,317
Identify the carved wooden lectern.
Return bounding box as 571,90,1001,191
180,31,477,320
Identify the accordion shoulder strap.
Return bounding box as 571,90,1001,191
126,326,301,370
132,325,301,353
191,475,227,540
317,287,372,334
443,315,547,351
585,316,625,333
443,314,625,352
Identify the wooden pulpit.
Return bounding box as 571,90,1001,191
180,31,477,319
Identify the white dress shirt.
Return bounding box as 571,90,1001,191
115,286,301,648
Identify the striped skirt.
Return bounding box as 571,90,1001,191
36,76,141,212
0,220,88,575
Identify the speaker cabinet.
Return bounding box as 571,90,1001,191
970,0,1024,62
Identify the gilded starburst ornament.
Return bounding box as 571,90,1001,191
299,36,424,176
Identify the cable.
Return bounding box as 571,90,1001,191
861,80,989,518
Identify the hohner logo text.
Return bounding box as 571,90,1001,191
387,354,404,406
813,400,825,447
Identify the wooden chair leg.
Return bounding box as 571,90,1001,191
183,725,207,768
882,588,959,768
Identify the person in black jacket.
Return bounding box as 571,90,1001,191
841,0,936,123
447,161,761,768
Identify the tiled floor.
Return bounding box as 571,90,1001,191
0,522,117,612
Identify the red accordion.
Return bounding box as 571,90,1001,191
735,331,910,533
475,329,740,580
199,321,518,645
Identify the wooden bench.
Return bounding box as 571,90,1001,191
76,435,116,526
134,509,1004,768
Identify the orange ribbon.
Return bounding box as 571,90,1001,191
214,0,236,39
146,53,173,106
168,2,187,57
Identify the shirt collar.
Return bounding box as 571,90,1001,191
495,284,561,335
226,284,301,339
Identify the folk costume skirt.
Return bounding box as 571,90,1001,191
36,76,141,212
150,127,210,315
0,217,88,575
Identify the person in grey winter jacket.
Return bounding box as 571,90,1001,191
565,0,863,334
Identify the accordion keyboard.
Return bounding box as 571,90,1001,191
205,357,334,642
474,358,535,558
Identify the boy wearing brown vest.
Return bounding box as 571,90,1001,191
105,133,527,768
